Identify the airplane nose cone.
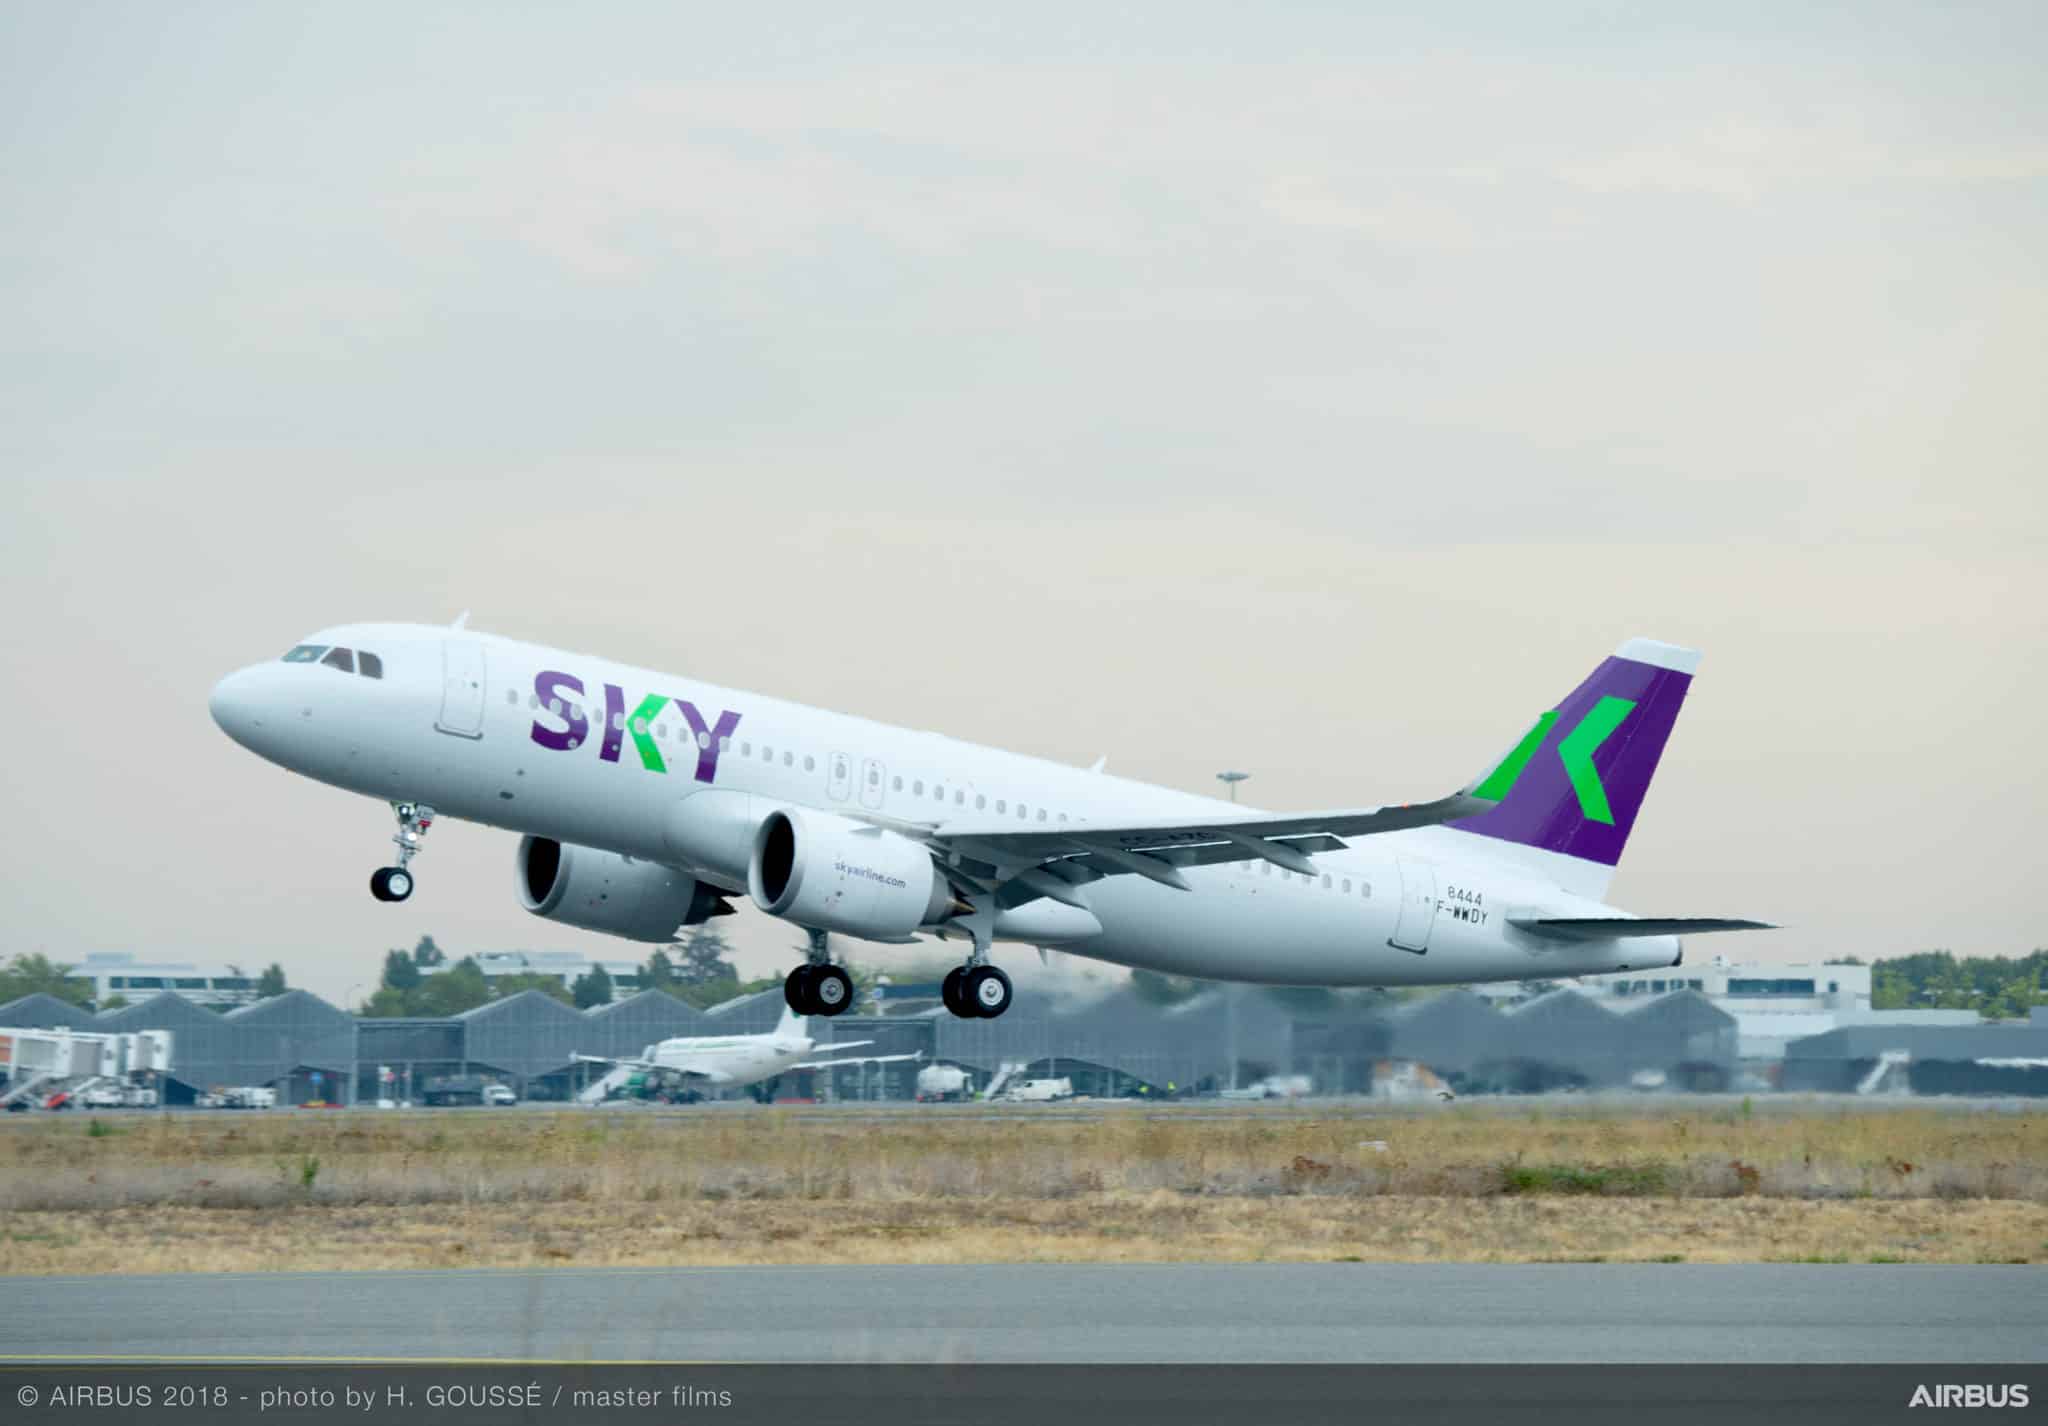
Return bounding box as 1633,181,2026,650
209,666,266,746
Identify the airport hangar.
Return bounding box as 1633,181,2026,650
6,982,2046,1105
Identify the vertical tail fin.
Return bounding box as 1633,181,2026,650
775,1002,803,1037
1450,638,1698,894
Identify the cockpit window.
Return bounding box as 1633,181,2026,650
319,647,355,674
281,644,328,663
358,651,383,680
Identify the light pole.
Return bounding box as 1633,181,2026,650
344,983,364,1107
1216,770,1249,802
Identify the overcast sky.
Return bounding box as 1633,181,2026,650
3,4,2042,1003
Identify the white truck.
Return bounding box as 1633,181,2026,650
220,1086,277,1110
914,1064,974,1102
482,1083,516,1106
1000,1077,1075,1103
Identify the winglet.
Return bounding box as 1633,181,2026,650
451,610,471,630
1087,756,1107,774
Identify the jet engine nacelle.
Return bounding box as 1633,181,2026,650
747,807,959,941
517,836,731,943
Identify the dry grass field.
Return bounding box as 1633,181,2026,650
3,1101,2044,1274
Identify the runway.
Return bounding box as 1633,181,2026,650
7,1264,2043,1363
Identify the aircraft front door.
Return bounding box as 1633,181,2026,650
1388,859,1437,954
859,758,886,810
435,639,486,738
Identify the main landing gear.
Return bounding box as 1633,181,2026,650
941,963,1012,1019
937,893,1012,1018
784,929,855,1017
369,802,435,903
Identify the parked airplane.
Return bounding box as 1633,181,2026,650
210,625,1767,1019
574,1005,921,1102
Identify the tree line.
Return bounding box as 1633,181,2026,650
353,929,779,1017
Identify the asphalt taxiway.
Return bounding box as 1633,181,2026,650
7,1264,2043,1363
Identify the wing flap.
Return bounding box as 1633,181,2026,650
1509,916,1775,942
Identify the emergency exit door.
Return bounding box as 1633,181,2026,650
435,639,486,738
1388,859,1437,954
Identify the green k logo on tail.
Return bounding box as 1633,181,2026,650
1474,696,1637,825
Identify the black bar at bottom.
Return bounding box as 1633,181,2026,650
0,1364,2040,1425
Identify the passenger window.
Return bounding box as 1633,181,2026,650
996,800,1006,814
868,767,880,785
976,795,986,811
742,742,752,756
893,776,903,792
631,717,646,735
913,780,923,796
804,755,815,772
783,751,793,767
1361,883,1372,899
1017,804,1027,819
655,722,667,740
360,652,384,680
1262,863,1271,876
720,736,730,752
763,746,773,761
1058,812,1067,823
1342,879,1351,893
1321,874,1331,888
549,699,563,716
1037,808,1047,822
281,644,327,663
934,785,944,800
320,647,355,674
956,790,965,805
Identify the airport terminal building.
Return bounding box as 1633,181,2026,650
9,976,2044,1105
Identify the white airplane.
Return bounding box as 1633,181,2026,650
574,1004,921,1102
210,624,1768,1019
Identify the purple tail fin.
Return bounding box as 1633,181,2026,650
1450,638,1698,870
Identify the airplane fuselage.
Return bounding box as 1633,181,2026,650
210,622,1684,988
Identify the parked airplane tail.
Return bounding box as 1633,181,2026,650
775,1002,803,1037
1448,638,1698,894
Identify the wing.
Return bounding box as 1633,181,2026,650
795,1050,925,1071
882,788,1493,906
1508,916,1776,942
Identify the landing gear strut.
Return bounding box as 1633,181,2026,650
783,929,854,1017
369,802,434,903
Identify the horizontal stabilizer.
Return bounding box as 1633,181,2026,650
1509,916,1775,942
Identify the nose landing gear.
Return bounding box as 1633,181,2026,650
369,802,435,903
783,929,855,1017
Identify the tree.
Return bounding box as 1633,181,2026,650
0,953,93,1008
381,948,422,993
571,964,614,1009
672,974,781,1011
678,927,737,985
99,993,129,1011
1871,949,2048,1017
411,957,491,1016
256,963,288,998
411,935,445,970
493,972,572,1005
641,948,679,994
